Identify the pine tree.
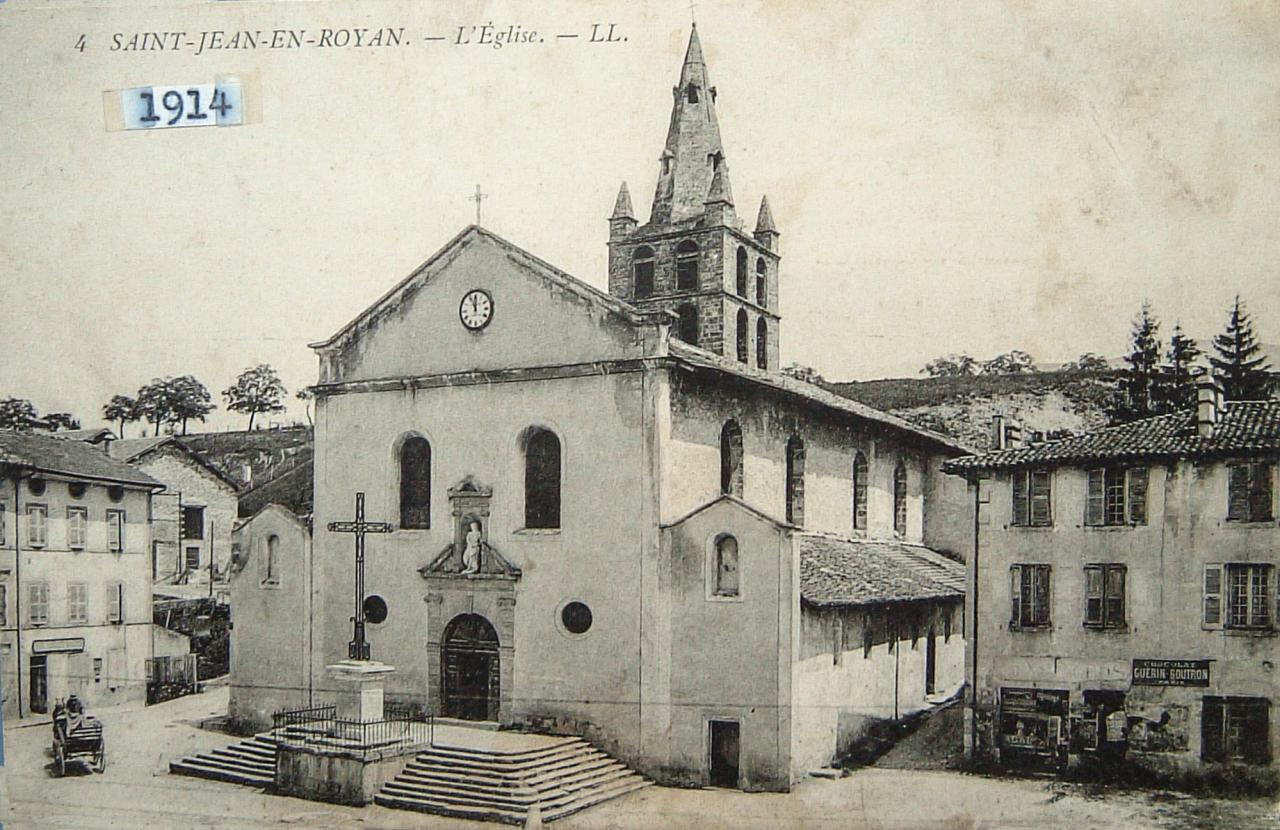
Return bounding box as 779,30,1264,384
1120,301,1162,420
1158,322,1202,411
1210,296,1273,402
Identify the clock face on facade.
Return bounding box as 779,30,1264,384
459,289,493,331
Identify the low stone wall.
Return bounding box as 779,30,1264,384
275,741,426,805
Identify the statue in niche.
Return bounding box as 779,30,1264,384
460,518,483,574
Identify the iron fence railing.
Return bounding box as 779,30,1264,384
271,702,433,753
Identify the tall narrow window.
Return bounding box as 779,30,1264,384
107,581,124,623
852,452,869,531
735,309,749,363
399,436,432,529
1010,564,1051,629
756,318,768,369
686,83,700,104
713,534,739,597
524,428,562,529
676,303,699,345
1011,470,1052,527
720,420,744,497
182,505,205,540
67,507,88,550
736,248,748,297
265,534,280,584
67,583,88,624
1084,564,1126,629
786,436,805,526
633,246,655,299
1086,467,1150,526
675,240,699,291
27,505,47,548
755,259,767,306
893,462,908,536
0,583,7,627
29,582,49,626
106,509,125,552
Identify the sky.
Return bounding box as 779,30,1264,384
2,0,1278,432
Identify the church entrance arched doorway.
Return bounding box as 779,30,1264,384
441,613,500,721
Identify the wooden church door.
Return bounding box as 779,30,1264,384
441,614,500,721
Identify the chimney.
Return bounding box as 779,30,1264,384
991,415,1006,450
1004,421,1023,448
1196,373,1222,437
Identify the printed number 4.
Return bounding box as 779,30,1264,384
76,35,86,53
210,89,232,117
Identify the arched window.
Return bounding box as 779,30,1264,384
786,436,805,526
852,452,869,531
264,534,280,584
756,318,768,369
399,436,432,529
755,259,767,306
720,420,744,497
676,303,699,345
736,248,748,297
736,309,749,364
713,534,739,597
524,428,561,529
633,246,655,299
893,462,908,536
676,240,699,291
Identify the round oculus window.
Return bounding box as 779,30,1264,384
560,601,592,635
28,478,46,496
107,485,125,502
363,595,388,625
68,482,87,499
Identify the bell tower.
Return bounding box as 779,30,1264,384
607,25,780,372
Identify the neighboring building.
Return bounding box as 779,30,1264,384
271,26,974,791
181,426,312,492
0,431,160,716
227,504,314,728
236,448,313,520
944,380,1279,772
107,437,239,583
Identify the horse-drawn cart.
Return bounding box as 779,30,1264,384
51,696,105,776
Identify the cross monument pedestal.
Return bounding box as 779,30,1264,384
326,659,397,723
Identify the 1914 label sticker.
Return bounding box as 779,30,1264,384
121,81,243,129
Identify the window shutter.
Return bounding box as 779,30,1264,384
1203,565,1223,629
108,583,122,623
1036,566,1052,626
1127,468,1148,525
1200,698,1225,762
1011,471,1029,526
1010,565,1022,628
1249,463,1274,523
1084,566,1103,627
1086,469,1105,526
1106,566,1126,627
1030,471,1052,526
1228,463,1250,521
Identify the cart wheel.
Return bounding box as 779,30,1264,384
54,743,65,777
94,746,106,773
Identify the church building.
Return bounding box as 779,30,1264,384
289,26,972,791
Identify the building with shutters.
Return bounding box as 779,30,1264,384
0,431,161,716
945,377,1279,772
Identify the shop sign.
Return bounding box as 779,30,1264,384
1132,659,1210,687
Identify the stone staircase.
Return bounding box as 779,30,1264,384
374,735,651,824
169,732,277,788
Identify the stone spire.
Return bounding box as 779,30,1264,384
649,25,725,226
754,195,779,250
611,181,635,220
704,162,734,207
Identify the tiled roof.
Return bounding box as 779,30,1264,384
943,401,1280,473
799,533,965,608
669,340,974,455
106,436,171,462
237,451,313,519
0,431,162,488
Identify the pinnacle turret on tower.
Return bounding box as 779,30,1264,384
754,195,779,252
610,181,637,238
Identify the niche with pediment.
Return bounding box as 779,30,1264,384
418,477,521,580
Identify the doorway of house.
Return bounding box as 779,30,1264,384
30,655,48,714
708,719,740,789
925,627,937,696
441,613,499,721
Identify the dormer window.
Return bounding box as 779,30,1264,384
661,156,672,175
686,84,700,104
709,152,722,171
